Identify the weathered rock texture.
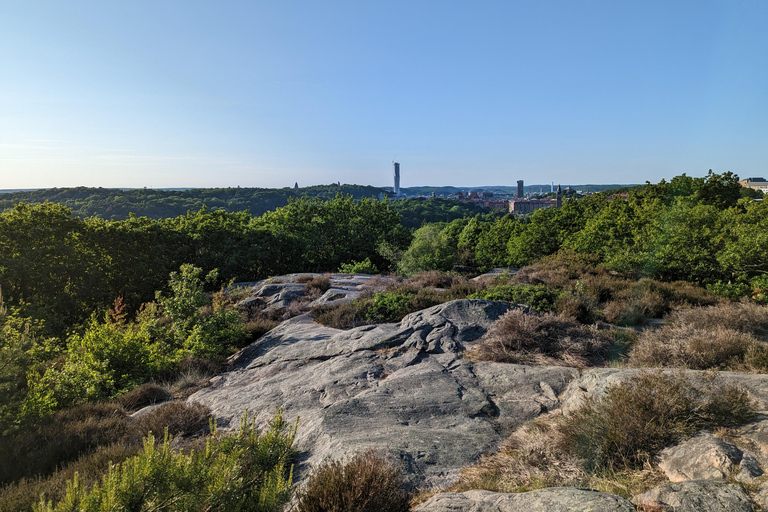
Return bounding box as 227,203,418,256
633,480,755,512
192,282,768,505
414,488,635,512
190,299,576,487
658,433,744,482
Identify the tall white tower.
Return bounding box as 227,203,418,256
393,162,401,196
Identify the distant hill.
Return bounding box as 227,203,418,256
0,184,387,220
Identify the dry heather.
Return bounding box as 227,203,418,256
467,309,616,367
667,301,768,339
629,302,768,371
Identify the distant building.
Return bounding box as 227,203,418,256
740,177,768,192
393,162,401,196
517,180,524,199
294,182,299,189
509,199,557,215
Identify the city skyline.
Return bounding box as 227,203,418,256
2,1,767,189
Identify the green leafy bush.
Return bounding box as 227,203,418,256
338,258,379,274
559,372,755,471
296,449,411,512
36,410,297,512
468,284,561,312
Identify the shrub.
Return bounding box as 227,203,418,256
312,302,362,330
114,383,173,412
468,284,561,312
469,309,615,367
668,301,768,340
36,410,297,512
296,449,411,512
305,275,331,295
338,258,379,274
130,401,211,440
559,372,755,471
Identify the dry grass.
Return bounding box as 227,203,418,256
448,414,667,499
296,449,411,512
449,415,586,493
467,309,616,367
667,301,768,340
629,324,768,371
628,302,768,372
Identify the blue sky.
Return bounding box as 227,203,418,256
1,1,767,189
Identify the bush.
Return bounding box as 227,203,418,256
468,284,561,312
296,449,411,512
668,301,768,340
629,324,768,372
36,410,297,512
305,275,331,295
338,258,379,274
130,401,211,440
115,383,173,412
559,372,756,471
469,309,616,367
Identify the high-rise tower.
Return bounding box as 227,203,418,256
517,180,524,199
393,162,401,196
556,184,562,208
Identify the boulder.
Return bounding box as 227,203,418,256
414,488,635,512
657,432,743,482
190,299,576,488
633,480,755,512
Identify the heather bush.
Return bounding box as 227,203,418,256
628,324,767,371
468,309,616,367
559,372,755,471
0,402,129,485
305,275,332,295
114,382,173,412
296,449,411,512
130,401,211,440
36,410,297,512
668,301,768,340
0,443,141,512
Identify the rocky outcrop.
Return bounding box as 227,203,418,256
414,488,635,512
191,283,768,506
658,433,745,482
190,299,576,487
633,480,755,512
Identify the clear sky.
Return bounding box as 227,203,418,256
1,1,767,189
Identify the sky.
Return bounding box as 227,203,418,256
1,1,767,189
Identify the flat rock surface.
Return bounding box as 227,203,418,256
190,299,576,487
414,488,635,512
633,480,755,512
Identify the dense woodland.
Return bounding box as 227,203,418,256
1,170,768,510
